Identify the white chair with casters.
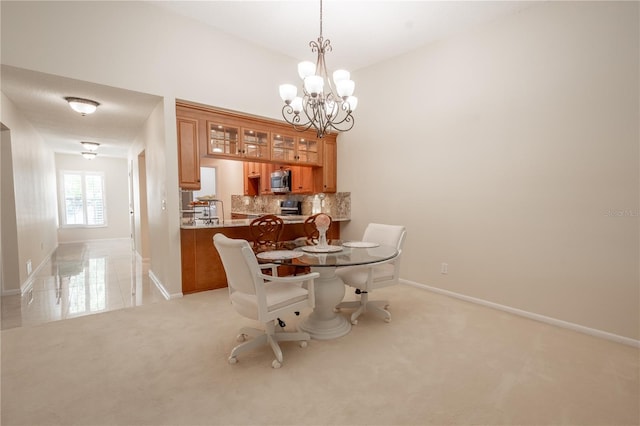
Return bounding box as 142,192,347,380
213,233,319,368
335,223,406,325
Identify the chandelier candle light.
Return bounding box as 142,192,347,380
279,0,357,138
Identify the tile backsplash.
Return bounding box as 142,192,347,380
231,192,351,219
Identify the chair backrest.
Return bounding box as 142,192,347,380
362,223,406,251
250,215,284,250
303,213,332,244
213,233,262,297
362,223,407,284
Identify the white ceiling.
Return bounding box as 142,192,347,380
149,1,536,71
1,65,162,158
2,1,536,158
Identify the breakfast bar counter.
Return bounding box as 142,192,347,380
180,217,346,294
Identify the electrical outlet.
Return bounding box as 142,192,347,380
26,259,32,275
441,263,448,274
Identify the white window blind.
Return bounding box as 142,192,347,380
59,171,106,227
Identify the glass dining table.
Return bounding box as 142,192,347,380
256,240,399,340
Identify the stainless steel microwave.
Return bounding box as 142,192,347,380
270,169,290,193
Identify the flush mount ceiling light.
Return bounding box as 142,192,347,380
81,151,98,160
279,0,357,138
81,141,100,151
65,97,100,116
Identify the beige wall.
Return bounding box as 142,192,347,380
55,154,131,243
339,1,639,340
199,157,244,221
0,93,58,293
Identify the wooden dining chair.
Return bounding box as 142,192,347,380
302,213,332,245
249,214,284,251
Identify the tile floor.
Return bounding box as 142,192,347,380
1,239,166,330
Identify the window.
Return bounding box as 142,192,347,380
59,171,106,227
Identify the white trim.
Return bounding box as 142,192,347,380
148,269,183,300
2,288,21,296
400,279,640,348
57,237,131,245
17,244,58,296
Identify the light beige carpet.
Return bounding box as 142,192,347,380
1,284,638,425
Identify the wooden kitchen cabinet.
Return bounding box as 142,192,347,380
260,162,274,194
243,161,261,196
241,126,270,160
177,116,200,190
176,101,339,192
207,120,271,161
180,223,341,294
321,139,337,193
290,165,314,194
207,120,241,157
271,132,320,166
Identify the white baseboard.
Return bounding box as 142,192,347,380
401,279,640,348
58,237,131,245
17,244,58,296
148,269,183,300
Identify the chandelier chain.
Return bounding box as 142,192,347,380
319,0,323,39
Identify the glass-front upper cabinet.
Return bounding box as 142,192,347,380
271,133,296,163
207,122,240,157
242,128,270,160
208,121,271,160
271,132,320,166
297,137,319,165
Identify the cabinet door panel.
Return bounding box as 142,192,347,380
322,139,337,193
208,122,240,156
297,137,319,165
177,117,200,190
242,128,270,160
291,166,314,194
260,163,274,194
272,134,296,162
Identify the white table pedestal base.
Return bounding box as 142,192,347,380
298,267,351,340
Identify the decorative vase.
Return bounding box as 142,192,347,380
318,228,328,248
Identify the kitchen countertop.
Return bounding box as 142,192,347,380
181,215,350,229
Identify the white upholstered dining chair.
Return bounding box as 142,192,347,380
335,223,406,325
213,233,319,368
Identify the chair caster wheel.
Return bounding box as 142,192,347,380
351,319,358,325
229,357,238,365
278,319,286,328
384,318,391,323
272,359,282,369
299,341,308,348
236,334,246,342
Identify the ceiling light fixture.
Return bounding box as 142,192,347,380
65,97,100,116
81,151,98,160
278,0,357,138
81,141,100,151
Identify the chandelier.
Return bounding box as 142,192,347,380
278,0,357,138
